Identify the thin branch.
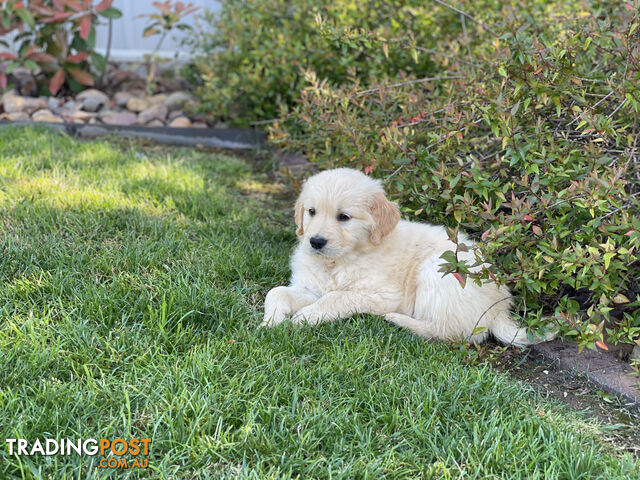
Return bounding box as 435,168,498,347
433,0,500,38
250,116,290,126
99,18,113,87
567,89,615,126
607,97,628,120
460,13,472,66
466,296,514,345
354,75,462,97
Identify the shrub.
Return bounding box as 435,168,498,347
187,0,471,125
270,0,640,353
0,0,122,95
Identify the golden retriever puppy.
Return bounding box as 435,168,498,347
262,168,531,346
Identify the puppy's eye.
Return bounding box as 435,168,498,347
308,208,316,216
337,213,351,222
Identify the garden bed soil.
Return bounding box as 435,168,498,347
493,344,640,457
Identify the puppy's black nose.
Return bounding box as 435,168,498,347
310,236,327,250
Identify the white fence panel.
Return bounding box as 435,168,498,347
94,0,220,62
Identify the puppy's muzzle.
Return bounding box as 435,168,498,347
310,236,327,250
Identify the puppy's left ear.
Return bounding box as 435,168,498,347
294,196,305,236
369,192,400,245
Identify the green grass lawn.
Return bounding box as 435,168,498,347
1,126,638,479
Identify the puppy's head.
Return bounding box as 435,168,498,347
294,168,399,258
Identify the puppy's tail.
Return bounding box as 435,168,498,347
490,313,556,347
490,313,532,347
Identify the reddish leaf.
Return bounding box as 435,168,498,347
66,1,84,12
182,6,200,16
0,72,7,90
453,272,466,288
523,214,534,222
143,27,161,38
27,52,58,63
79,15,91,40
49,69,65,94
68,68,94,86
14,2,25,8
0,52,17,60
84,0,91,9
67,51,90,63
29,4,56,16
95,0,114,12
532,225,542,236
595,340,609,351
624,3,633,11
625,230,635,236
363,165,375,175
52,0,66,10
153,1,172,13
481,229,491,241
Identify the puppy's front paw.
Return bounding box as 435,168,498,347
290,306,325,326
261,308,288,327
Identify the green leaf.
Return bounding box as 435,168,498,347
2,12,10,30
99,7,123,19
16,9,35,29
91,52,106,73
87,26,97,49
603,252,614,269
24,59,39,72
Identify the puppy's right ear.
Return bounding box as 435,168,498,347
294,197,304,236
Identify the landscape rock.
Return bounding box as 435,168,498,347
0,112,29,122
81,97,103,112
214,121,228,129
114,91,134,107
126,97,149,112
61,110,97,123
192,122,208,128
32,109,63,123
167,110,183,121
168,116,192,128
46,97,60,111
137,103,168,124
100,111,138,126
147,119,165,127
632,346,640,361
148,94,168,105
77,88,109,104
3,95,46,114
77,89,109,111
164,91,192,111
1,90,18,103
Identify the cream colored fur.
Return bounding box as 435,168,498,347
262,168,531,346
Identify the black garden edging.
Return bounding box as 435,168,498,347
532,339,640,407
0,120,266,150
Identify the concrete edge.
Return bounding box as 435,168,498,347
0,121,266,150
532,339,640,407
